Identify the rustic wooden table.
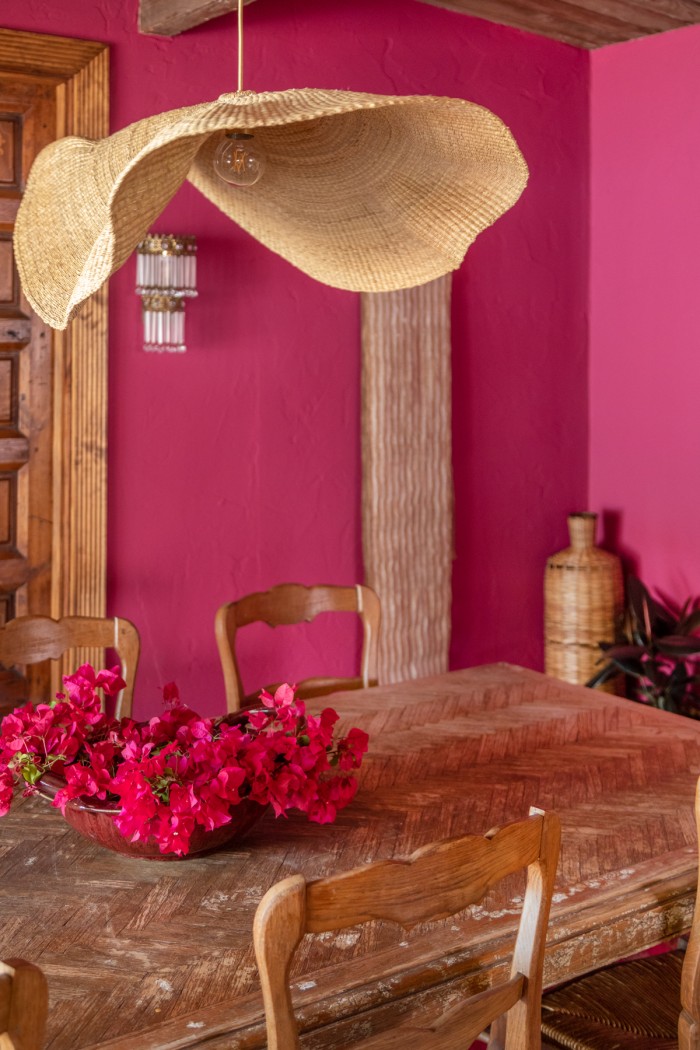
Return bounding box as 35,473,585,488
1,664,698,1049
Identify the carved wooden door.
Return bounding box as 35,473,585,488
0,31,109,709
0,74,55,705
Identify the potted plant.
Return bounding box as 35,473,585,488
588,576,700,716
0,665,369,858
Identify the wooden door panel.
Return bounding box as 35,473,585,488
0,237,15,301
0,31,108,711
0,359,13,420
0,115,19,187
0,78,56,702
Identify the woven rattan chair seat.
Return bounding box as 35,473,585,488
542,951,683,1049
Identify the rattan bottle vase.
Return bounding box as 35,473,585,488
544,513,623,692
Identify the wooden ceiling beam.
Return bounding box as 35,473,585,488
415,0,700,47
138,0,700,54
138,0,256,38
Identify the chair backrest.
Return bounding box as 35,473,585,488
680,777,700,1048
215,583,381,712
0,615,140,719
0,958,48,1050
254,808,561,1050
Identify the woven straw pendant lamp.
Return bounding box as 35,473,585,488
13,4,529,330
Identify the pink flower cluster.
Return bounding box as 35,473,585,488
0,668,369,856
0,665,123,814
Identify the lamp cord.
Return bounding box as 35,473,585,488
238,0,244,92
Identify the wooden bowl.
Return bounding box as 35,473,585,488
36,773,267,861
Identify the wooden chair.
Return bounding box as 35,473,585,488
215,583,381,712
254,808,561,1050
0,615,140,719
0,958,48,1050
541,775,700,1050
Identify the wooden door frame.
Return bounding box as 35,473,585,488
0,29,109,629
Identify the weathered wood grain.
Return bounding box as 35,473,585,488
0,31,103,78
415,0,700,47
139,0,257,37
137,0,700,52
0,664,699,1048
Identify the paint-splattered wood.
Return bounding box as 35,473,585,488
1,664,699,1049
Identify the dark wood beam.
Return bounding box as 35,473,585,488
413,0,700,48
138,0,256,38
138,0,700,60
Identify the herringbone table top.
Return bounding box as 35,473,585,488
1,664,698,1049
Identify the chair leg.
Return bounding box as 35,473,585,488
0,958,48,1050
680,1009,700,1050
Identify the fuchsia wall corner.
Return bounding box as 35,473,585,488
589,25,700,603
2,0,590,711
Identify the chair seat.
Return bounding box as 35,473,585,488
541,950,683,1049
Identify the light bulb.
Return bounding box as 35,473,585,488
214,132,265,187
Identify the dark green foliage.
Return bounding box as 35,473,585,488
587,577,700,716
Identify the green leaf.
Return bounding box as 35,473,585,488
21,762,42,785
586,666,618,689
611,657,647,677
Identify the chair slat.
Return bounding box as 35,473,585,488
354,974,525,1050
254,809,561,1050
0,615,140,718
306,819,543,933
216,583,381,712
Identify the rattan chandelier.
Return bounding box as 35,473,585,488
13,4,529,331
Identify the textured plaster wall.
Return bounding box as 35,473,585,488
449,31,589,669
589,25,700,601
2,0,589,714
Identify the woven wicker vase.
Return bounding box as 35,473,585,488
544,513,623,692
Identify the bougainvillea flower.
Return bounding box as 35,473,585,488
0,669,368,856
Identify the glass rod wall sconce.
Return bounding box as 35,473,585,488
135,234,197,352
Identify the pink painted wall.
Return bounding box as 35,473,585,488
450,34,589,670
3,0,589,713
589,25,700,601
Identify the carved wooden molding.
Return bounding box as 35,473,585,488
361,277,453,684
139,0,256,37
0,30,109,677
0,30,103,77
